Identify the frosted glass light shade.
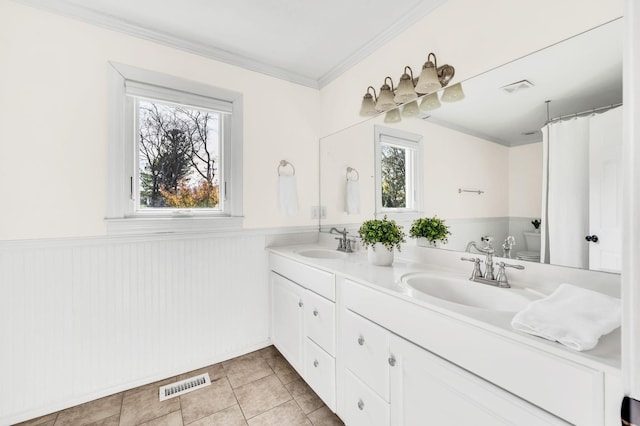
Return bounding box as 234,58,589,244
394,74,417,104
415,64,441,94
401,101,419,118
360,93,377,116
375,84,396,111
441,83,465,102
384,108,402,123
420,92,441,111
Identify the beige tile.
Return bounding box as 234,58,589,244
15,412,58,426
266,354,301,385
285,378,324,414
123,376,177,398
257,346,280,365
247,400,312,426
138,410,183,426
176,363,225,383
119,387,181,426
234,374,292,419
180,377,237,424
86,414,119,426
222,352,273,388
54,393,123,425
307,406,344,426
186,404,247,426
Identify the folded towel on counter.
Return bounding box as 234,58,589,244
511,283,621,351
278,175,299,216
345,180,360,215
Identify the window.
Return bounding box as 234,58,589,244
107,63,243,234
375,126,423,214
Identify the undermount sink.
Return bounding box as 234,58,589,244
400,273,542,312
296,249,347,260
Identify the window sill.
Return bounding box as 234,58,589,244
106,216,243,236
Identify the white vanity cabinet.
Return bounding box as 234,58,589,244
269,254,337,411
388,334,570,426
339,306,567,426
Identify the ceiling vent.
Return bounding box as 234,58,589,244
501,80,534,94
521,130,539,136
159,373,211,401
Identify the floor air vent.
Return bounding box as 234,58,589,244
159,373,211,401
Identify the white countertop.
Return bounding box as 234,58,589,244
268,243,621,375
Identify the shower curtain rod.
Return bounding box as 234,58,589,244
545,102,622,125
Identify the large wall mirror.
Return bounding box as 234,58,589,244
319,18,622,273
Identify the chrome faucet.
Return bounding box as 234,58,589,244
329,227,354,253
465,240,496,280
462,238,524,288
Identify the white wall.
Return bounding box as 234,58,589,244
320,0,623,137
320,116,509,226
509,142,543,218
0,1,320,240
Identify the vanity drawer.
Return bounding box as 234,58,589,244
304,289,335,356
343,369,389,426
269,253,335,301
343,309,390,401
304,338,336,411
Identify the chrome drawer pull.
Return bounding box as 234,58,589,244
357,336,365,346
357,399,365,410
313,360,319,367
313,309,319,317
388,355,396,367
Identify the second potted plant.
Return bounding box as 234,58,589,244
409,216,451,248
358,216,405,266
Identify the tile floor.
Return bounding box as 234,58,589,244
17,346,344,426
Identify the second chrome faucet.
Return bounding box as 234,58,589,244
462,239,524,288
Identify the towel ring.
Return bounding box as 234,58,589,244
346,167,359,181
277,160,295,176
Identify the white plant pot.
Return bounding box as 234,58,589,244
367,243,394,266
416,237,439,248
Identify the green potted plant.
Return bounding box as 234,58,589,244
358,215,405,266
409,216,451,248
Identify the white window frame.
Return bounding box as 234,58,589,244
107,62,243,235
374,125,424,216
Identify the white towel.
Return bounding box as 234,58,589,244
278,175,298,216
511,283,621,351
345,180,360,215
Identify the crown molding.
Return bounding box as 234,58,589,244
11,0,320,89
317,0,447,88
12,0,445,90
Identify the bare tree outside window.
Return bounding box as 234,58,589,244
381,144,407,208
137,100,221,209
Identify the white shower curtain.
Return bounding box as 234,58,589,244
541,117,590,269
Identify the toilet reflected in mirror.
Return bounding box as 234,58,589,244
516,231,541,262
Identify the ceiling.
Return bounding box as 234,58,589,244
422,18,623,146
15,0,445,89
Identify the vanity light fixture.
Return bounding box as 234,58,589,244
359,86,378,116
375,77,397,112
360,52,457,116
415,53,455,94
394,66,418,104
384,108,402,123
401,100,420,117
441,82,465,102
420,92,442,111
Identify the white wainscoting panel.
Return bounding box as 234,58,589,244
0,231,292,424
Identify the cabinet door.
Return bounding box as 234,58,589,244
388,335,570,426
271,272,305,371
